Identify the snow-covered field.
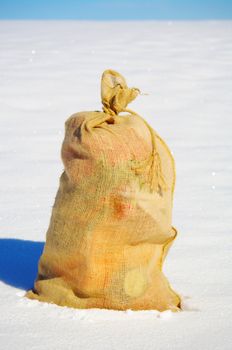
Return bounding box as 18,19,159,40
0,20,232,350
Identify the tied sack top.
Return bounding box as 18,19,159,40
25,69,182,312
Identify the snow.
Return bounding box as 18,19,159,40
0,20,232,350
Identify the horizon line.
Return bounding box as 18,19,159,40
0,18,232,21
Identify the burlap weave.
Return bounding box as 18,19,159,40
25,69,182,312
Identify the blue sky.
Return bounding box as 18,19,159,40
0,0,232,20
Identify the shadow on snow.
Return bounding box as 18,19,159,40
0,238,44,290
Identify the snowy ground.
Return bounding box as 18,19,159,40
0,20,232,350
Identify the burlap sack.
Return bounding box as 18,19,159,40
25,69,182,312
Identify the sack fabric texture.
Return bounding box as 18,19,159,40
25,69,182,312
